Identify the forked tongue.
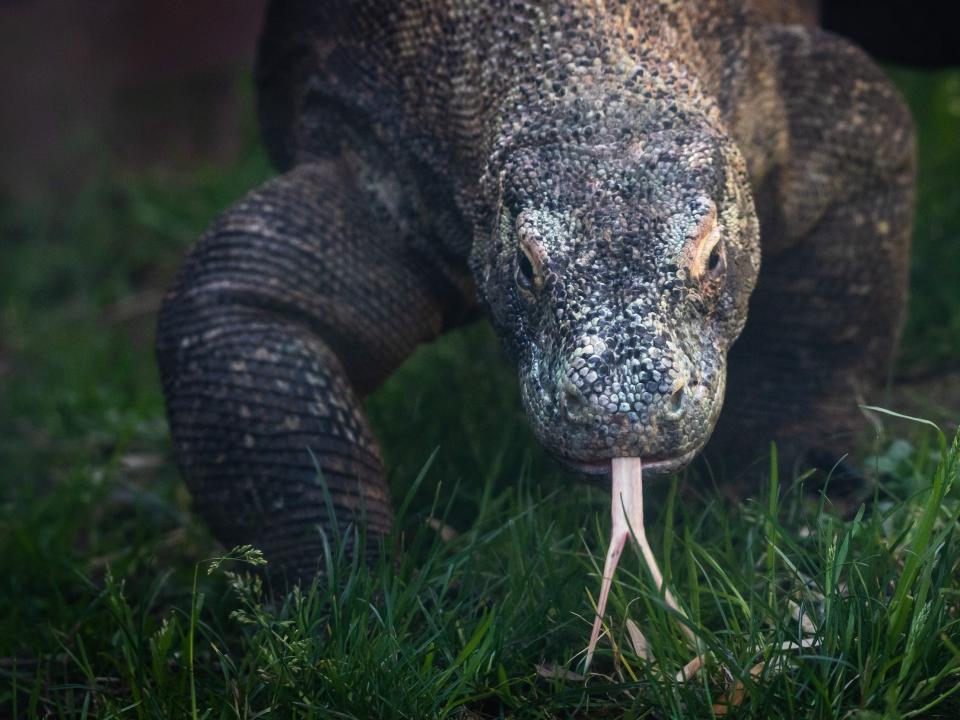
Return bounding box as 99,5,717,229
584,457,692,670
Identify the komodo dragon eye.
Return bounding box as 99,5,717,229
705,238,725,279
516,247,536,291
690,208,726,282
515,230,545,295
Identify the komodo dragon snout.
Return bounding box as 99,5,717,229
476,131,761,475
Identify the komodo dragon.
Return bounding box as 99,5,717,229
156,0,914,581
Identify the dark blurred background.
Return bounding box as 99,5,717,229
0,0,266,202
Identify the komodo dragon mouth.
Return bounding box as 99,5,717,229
559,447,700,477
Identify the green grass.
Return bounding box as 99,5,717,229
0,69,958,718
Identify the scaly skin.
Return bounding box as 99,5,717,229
157,0,914,580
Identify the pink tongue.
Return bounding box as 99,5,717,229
584,457,690,670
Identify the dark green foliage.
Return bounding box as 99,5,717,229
890,69,960,373
0,70,958,718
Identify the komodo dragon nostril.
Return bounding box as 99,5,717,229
563,382,586,419
665,374,694,418
669,385,685,413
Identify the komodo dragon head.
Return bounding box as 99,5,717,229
473,125,761,476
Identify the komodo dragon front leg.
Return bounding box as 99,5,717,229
709,26,915,492
156,153,472,582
